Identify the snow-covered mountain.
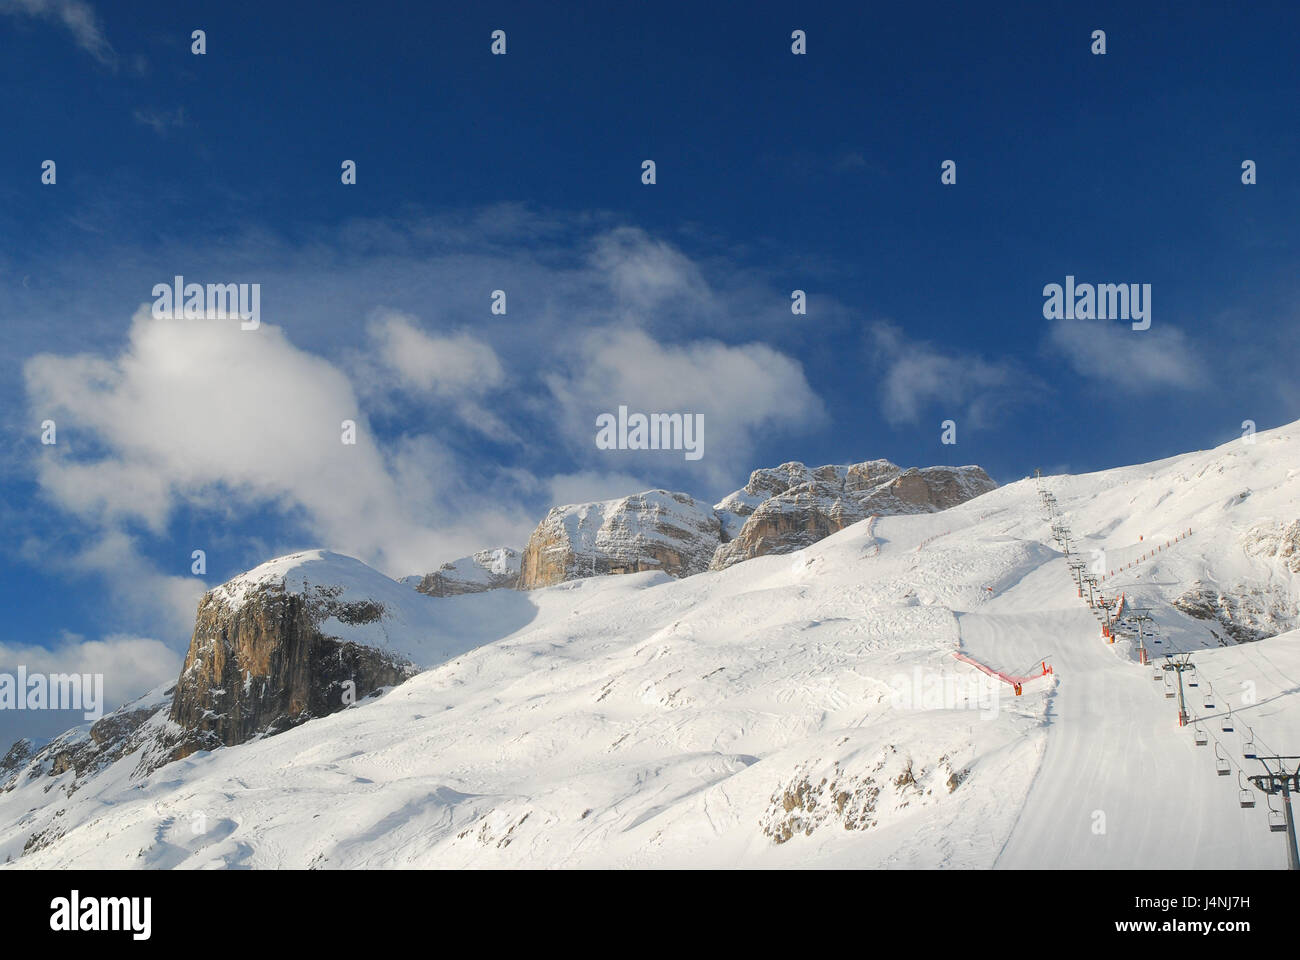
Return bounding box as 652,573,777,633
711,460,995,570
3,425,1299,868
519,490,721,588
515,460,995,587
403,547,523,597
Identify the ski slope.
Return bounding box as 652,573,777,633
3,424,1299,868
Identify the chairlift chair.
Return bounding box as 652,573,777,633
1268,800,1286,833
1243,728,1257,759
1203,693,1215,710
1238,773,1256,809
1214,743,1230,776
1221,711,1233,733
1194,725,1208,746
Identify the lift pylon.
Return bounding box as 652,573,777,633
1248,757,1300,869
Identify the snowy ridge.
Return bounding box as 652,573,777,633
405,547,522,597
1,424,1298,867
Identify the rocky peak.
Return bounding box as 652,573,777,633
407,547,522,597
517,460,996,587
518,490,721,589
710,461,996,570
167,550,452,759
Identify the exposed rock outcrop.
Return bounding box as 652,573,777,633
407,547,521,596
1243,519,1300,574
1172,580,1297,644
167,551,424,759
519,491,721,589
516,462,996,587
710,462,996,570
0,550,483,809
1,684,178,796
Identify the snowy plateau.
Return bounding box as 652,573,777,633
3,424,1300,869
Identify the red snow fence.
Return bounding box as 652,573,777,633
1100,528,1192,582
1101,591,1127,642
916,529,951,552
952,652,1053,696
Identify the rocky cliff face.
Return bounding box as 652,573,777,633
407,547,521,596
516,461,997,586
167,551,428,759
518,491,721,589
0,550,485,812
711,461,996,570
1172,580,1297,644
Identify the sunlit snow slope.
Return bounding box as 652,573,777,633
4,424,1299,869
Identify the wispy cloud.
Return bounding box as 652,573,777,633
355,309,516,443
1046,317,1206,393
868,322,1033,427
133,106,188,136
544,324,825,490
1,0,115,67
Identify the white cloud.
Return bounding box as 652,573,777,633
589,227,713,314
0,633,182,699
358,310,516,443
869,322,1029,426
545,325,825,488
23,306,535,586
370,311,503,397
0,632,182,745
1047,317,1205,392
0,0,115,66
544,470,656,509
65,531,206,640
26,306,396,544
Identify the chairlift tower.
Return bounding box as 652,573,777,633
1067,558,1087,595
1162,655,1195,727
1248,757,1300,870
1129,608,1157,662
1050,523,1071,555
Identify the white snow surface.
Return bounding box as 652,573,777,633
4,425,1300,868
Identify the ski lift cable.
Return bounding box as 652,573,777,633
1069,536,1287,789
1164,629,1284,764
1081,583,1290,828
1156,661,1267,786
1156,631,1285,761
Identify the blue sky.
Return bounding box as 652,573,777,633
1,0,1298,741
